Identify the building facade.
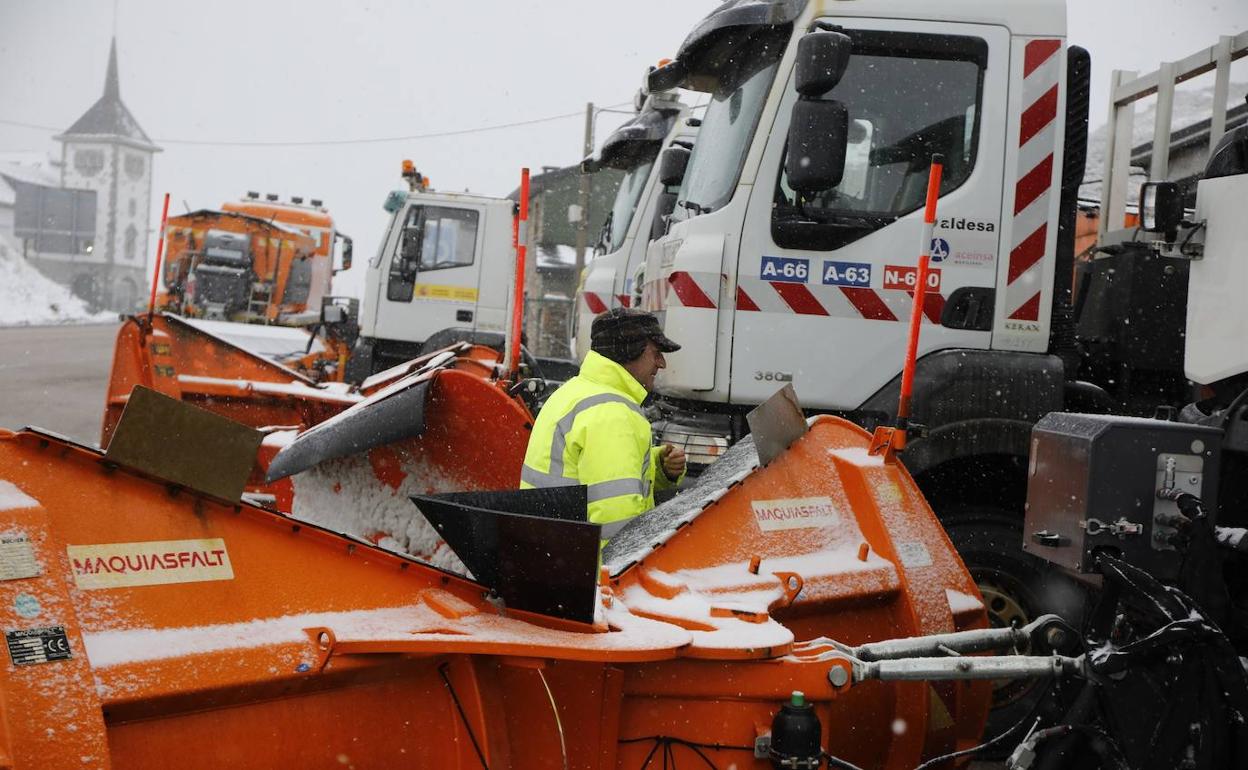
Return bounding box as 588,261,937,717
37,39,161,311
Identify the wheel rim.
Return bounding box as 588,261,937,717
974,570,1040,710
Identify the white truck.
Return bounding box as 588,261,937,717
639,0,1246,727
347,165,519,378
574,88,698,360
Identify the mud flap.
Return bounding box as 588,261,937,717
411,487,600,624
264,374,432,482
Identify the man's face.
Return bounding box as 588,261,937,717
625,340,666,391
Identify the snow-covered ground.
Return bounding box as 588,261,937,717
0,231,115,327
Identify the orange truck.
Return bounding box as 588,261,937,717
159,193,353,326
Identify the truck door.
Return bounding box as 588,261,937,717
734,19,1010,409
379,203,485,343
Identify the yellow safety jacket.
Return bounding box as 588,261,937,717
520,350,683,538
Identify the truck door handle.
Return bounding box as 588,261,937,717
456,310,473,322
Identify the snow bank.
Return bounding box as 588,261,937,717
0,232,115,327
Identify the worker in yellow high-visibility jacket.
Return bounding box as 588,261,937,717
520,308,686,540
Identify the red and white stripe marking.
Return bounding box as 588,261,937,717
581,291,632,315
661,270,945,324
1005,39,1062,322
735,279,945,323
582,291,610,315
665,270,720,309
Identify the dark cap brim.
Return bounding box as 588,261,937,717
652,334,681,353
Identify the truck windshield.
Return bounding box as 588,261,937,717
601,158,655,254
675,28,788,218
773,30,987,248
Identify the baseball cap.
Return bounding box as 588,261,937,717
590,308,681,361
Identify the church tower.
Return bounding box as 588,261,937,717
54,38,161,311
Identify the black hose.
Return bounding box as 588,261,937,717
1035,680,1099,770
619,736,753,770
823,751,867,770
909,680,1055,770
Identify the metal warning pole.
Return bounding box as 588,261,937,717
507,168,531,380
897,154,945,434
146,192,171,321
870,154,943,459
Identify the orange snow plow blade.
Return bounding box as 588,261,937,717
101,313,349,447
0,399,991,769
100,312,532,566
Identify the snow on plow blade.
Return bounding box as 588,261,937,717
263,370,433,482
101,313,534,569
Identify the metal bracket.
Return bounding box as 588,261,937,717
754,733,771,759
1083,517,1144,538
305,626,337,673
772,572,804,607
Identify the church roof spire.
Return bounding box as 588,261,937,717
56,37,159,152
103,38,121,101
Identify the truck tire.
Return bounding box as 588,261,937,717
943,507,1088,752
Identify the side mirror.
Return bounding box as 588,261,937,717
650,190,679,242
794,30,852,96
1139,181,1182,241
647,59,687,93
337,235,354,273
786,99,848,194
400,227,422,267
658,145,691,187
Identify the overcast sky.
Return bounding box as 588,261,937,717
2,0,1245,296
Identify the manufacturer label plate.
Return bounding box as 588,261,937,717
895,541,934,569
0,535,41,581
5,626,71,666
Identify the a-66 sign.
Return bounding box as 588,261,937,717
760,256,809,283
883,264,942,291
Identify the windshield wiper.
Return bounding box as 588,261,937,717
677,199,709,215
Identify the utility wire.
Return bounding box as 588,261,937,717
0,102,632,148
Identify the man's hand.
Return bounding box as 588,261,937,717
660,444,686,481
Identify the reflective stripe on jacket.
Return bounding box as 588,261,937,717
520,350,681,537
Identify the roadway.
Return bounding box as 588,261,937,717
0,322,121,446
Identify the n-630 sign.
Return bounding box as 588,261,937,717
883,265,942,291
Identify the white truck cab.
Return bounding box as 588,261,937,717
645,0,1066,410
350,169,517,377
574,89,697,360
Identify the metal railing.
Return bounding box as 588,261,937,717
1098,31,1248,240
